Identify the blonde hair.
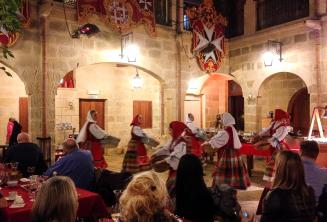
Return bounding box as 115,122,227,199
32,176,78,222
119,171,168,222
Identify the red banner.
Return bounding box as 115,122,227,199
77,0,156,36
0,0,30,47
186,0,227,73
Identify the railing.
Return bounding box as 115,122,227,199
256,0,309,30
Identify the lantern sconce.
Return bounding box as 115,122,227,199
263,40,283,67
121,32,139,63
132,68,143,89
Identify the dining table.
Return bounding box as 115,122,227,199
0,185,109,222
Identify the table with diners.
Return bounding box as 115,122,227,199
0,185,109,222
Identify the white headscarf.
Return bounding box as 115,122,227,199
185,114,193,124
221,112,242,149
76,110,96,143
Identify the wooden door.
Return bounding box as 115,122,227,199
19,97,28,132
184,96,202,127
79,99,106,129
133,101,152,128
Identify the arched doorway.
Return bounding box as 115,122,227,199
257,72,308,132
0,64,28,144
55,63,163,147
228,80,244,131
287,87,310,135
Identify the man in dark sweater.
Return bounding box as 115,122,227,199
5,133,47,177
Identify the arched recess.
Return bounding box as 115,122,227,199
257,72,308,131
55,62,164,147
0,63,28,143
183,73,242,129
287,87,310,135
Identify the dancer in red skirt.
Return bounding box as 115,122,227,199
255,108,290,214
122,115,151,174
76,110,108,168
185,113,203,158
153,121,190,198
202,112,250,190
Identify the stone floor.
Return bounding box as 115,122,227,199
104,148,266,217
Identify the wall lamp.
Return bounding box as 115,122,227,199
263,40,283,67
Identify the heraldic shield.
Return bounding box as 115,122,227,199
186,0,227,73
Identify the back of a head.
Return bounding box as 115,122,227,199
300,140,319,160
32,176,78,222
175,154,209,218
176,154,204,187
62,138,78,153
17,132,31,143
273,151,307,191
119,171,168,222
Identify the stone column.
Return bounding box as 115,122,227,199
244,0,256,36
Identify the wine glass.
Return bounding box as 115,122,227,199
27,166,36,176
11,162,19,171
28,182,38,201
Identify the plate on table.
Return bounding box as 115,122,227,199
9,203,25,208
5,196,15,201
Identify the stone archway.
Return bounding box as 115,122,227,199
257,72,308,132
0,63,28,144
287,87,310,135
54,62,164,147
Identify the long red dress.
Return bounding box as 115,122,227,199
84,122,108,168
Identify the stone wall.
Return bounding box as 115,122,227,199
257,72,306,131
0,69,27,144
200,75,229,127
55,63,161,148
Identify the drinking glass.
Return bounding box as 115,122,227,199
11,162,19,171
27,166,36,176
28,182,38,201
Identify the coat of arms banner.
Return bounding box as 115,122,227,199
77,0,156,36
186,0,227,73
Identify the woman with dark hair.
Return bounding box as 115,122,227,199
260,151,316,222
122,114,151,174
175,154,214,222
9,119,22,146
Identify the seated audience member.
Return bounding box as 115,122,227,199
260,151,316,222
9,119,22,146
5,132,47,177
175,154,214,222
31,176,78,222
119,171,174,222
300,140,327,202
44,138,94,190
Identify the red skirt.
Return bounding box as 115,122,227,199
83,140,108,168
190,137,203,157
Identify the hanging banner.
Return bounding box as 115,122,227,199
186,0,227,73
0,0,30,47
77,0,156,36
